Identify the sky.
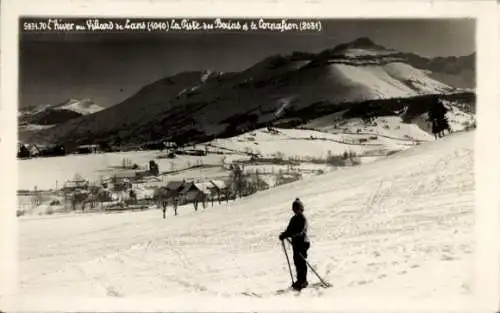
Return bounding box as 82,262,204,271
19,18,475,109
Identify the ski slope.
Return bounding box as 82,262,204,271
19,131,474,305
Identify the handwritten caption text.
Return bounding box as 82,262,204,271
23,18,323,33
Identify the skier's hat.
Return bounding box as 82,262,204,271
292,198,304,212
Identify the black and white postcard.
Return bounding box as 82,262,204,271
1,0,499,312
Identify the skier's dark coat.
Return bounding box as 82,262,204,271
281,214,309,245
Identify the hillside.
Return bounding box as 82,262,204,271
403,52,475,89
19,130,474,301
23,37,472,150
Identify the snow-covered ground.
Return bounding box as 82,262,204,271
18,123,426,191
19,131,475,306
305,109,473,140
18,151,225,191
305,113,434,140
208,125,425,160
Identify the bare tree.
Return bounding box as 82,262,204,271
229,164,246,198
153,188,169,219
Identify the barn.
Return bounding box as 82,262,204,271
179,182,210,202
165,180,186,197
76,144,99,154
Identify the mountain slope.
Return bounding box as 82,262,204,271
19,130,474,301
403,53,475,89
25,71,212,147
26,38,464,149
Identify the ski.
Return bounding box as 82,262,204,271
242,291,261,297
274,287,302,296
241,281,332,298
276,282,332,294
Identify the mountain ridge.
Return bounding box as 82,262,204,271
24,37,475,149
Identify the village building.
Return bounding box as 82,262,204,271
101,170,138,196
193,181,213,198
206,179,230,202
38,144,66,157
17,143,42,158
27,144,41,157
131,176,163,189
149,160,160,176
62,178,90,210
179,182,201,203
164,180,186,196
209,179,228,192
18,143,30,158
63,178,89,192
141,140,177,151
179,181,211,210
76,144,99,154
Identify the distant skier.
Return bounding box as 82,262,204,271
173,197,178,216
161,199,167,219
279,198,310,290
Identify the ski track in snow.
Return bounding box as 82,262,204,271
19,131,474,299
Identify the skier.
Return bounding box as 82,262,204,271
173,197,178,216
279,198,310,290
161,199,167,219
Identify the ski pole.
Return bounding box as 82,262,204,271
281,239,294,285
286,238,331,287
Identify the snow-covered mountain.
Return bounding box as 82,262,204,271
25,38,474,150
328,37,475,88
20,98,104,125
19,98,104,142
54,98,105,115
401,52,475,90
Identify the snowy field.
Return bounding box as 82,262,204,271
19,131,474,304
18,151,226,191
18,125,424,191
305,111,473,141
207,125,425,160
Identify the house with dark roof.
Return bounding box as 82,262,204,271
179,182,199,202
165,180,185,193
178,181,212,210
77,144,99,154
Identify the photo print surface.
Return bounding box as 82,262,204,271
17,15,477,305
